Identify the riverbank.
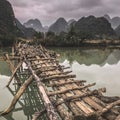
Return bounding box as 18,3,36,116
1,37,120,48
35,39,120,47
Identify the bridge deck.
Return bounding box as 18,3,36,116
0,43,120,120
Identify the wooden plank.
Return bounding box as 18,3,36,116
5,54,21,85
33,56,73,120
54,89,104,106
69,81,104,112
62,80,95,117
43,74,76,82
40,57,92,118
48,80,86,87
47,83,95,96
35,49,95,118
24,56,58,120
115,115,120,120
97,100,120,116
6,61,22,87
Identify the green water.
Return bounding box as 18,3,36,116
0,47,120,120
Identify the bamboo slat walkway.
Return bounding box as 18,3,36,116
0,42,120,120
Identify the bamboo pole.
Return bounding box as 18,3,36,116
12,46,15,57
48,80,86,87
23,55,58,120
54,89,105,106
115,115,120,120
97,100,120,116
37,49,94,118
32,108,46,120
6,61,23,87
5,54,15,72
48,83,96,96
34,56,73,120
97,96,120,103
40,70,72,78
5,54,21,85
42,74,76,82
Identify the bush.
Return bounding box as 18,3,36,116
0,35,16,47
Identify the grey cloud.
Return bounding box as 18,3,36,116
80,0,103,9
8,0,28,7
8,0,120,26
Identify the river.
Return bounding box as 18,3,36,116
0,47,120,120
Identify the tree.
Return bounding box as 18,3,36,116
34,32,44,39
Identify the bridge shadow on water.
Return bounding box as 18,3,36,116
3,78,48,120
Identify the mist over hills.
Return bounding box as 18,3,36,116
48,17,68,34
103,14,120,29
24,19,43,32
15,18,36,38
68,19,76,25
23,18,76,34
23,19,48,33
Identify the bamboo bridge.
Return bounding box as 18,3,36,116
0,42,120,120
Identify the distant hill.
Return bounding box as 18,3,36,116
74,16,116,39
43,26,49,33
49,17,68,34
15,19,36,38
24,19,44,32
115,25,120,38
104,14,111,22
68,19,76,25
104,14,120,29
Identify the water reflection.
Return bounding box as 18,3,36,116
49,47,120,65
0,48,11,76
0,62,11,76
50,47,120,96
103,49,120,65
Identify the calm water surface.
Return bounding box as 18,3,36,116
0,47,120,120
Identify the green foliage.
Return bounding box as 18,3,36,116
0,35,16,47
0,0,24,46
0,0,16,33
78,31,94,40
74,16,116,39
34,32,44,39
46,31,55,37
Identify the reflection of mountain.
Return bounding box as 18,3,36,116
0,61,11,76
15,18,36,38
49,48,112,65
49,48,120,66
0,48,11,76
102,50,120,65
104,14,120,29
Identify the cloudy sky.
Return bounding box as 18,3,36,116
8,0,120,26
